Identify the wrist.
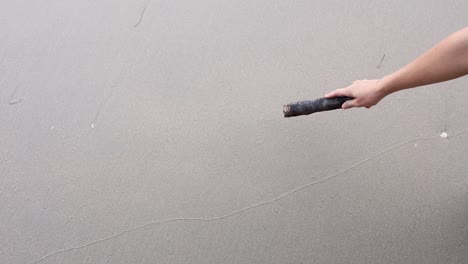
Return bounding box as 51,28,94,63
377,74,396,97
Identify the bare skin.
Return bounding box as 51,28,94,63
325,27,468,109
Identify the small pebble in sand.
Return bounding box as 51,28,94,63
440,132,448,138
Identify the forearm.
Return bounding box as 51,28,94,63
379,27,468,95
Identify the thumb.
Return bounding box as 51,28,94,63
325,88,347,98
342,99,357,109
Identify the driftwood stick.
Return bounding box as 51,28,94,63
283,96,353,118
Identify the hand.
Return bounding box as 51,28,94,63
324,79,388,109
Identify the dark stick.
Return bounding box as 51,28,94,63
283,96,353,118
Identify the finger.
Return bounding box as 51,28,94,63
325,88,347,98
324,90,337,98
342,99,357,109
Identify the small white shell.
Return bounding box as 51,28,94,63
440,132,448,138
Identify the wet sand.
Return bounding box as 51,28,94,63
1,1,467,263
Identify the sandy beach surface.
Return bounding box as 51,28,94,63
1,1,467,263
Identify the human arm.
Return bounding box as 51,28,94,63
325,27,468,109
